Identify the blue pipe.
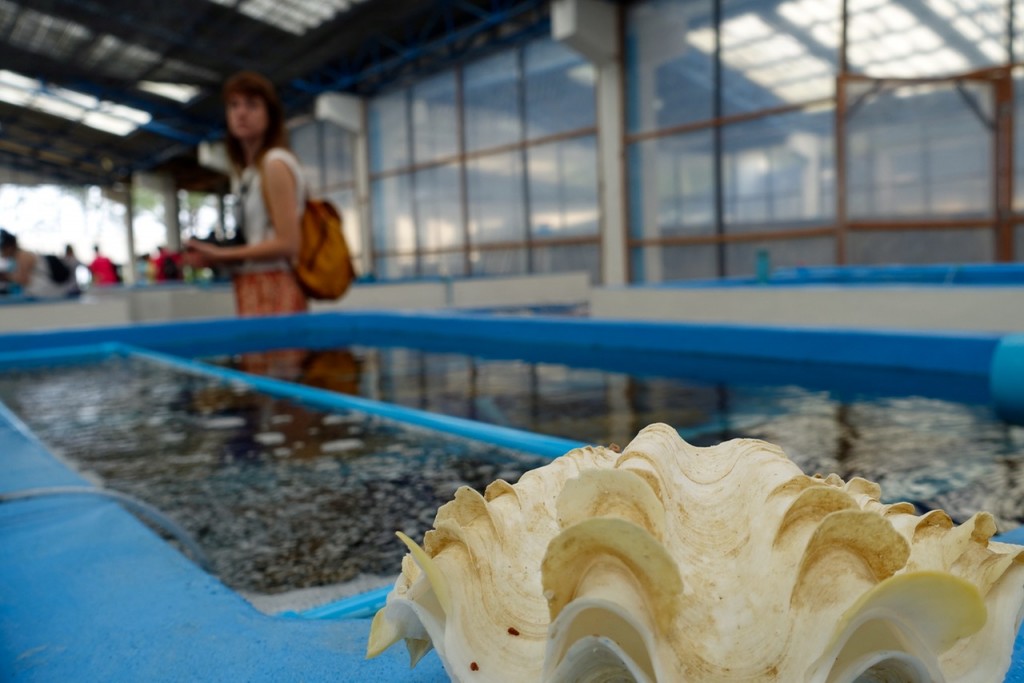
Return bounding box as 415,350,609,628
991,334,1024,425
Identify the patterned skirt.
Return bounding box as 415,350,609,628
232,269,308,317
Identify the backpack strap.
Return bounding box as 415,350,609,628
255,152,305,234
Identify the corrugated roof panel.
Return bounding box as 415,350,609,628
80,35,162,79
150,58,220,85
205,0,353,35
8,6,93,59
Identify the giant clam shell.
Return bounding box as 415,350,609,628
367,423,1024,682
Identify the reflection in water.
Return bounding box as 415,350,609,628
4,346,1024,597
224,344,1024,532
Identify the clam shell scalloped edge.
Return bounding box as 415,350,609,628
367,423,1024,683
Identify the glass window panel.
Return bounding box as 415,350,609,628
847,229,994,264
724,236,835,277
289,121,322,190
371,174,415,254
629,130,716,240
629,244,719,283
625,0,715,132
411,71,459,163
469,248,528,276
722,107,835,229
846,82,992,218
325,187,362,270
323,122,355,189
528,136,599,239
414,163,464,252
368,89,410,173
419,250,467,278
464,49,522,152
524,37,596,138
467,151,527,244
532,243,600,283
847,0,1007,78
374,254,417,280
720,0,838,115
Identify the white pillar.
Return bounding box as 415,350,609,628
166,186,181,251
199,141,233,244
553,0,627,285
198,141,232,176
135,171,180,250
315,92,373,276
122,182,137,285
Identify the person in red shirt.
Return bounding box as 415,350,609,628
151,246,183,282
88,245,119,286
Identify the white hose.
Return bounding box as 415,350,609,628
0,486,214,572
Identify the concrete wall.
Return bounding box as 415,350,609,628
120,286,236,322
310,280,446,312
451,271,590,310
591,285,1024,333
312,272,590,312
0,272,592,334
0,298,131,333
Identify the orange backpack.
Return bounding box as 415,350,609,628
294,198,356,300
259,163,356,301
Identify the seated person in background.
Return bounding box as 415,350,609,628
88,245,119,286
0,229,79,299
63,244,83,295
152,245,183,282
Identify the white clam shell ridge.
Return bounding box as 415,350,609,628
367,423,1024,682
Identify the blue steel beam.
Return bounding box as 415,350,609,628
290,0,548,96
137,121,205,146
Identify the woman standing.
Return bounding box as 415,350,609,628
187,71,308,316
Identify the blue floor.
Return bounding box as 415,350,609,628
0,403,445,682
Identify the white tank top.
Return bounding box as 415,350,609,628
236,147,308,273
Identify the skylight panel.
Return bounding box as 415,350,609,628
205,0,360,35
0,70,152,137
81,112,136,137
842,0,996,77
138,81,201,103
0,82,32,107
32,96,85,121
778,0,841,49
694,12,834,106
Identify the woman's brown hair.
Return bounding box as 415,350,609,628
222,71,289,172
